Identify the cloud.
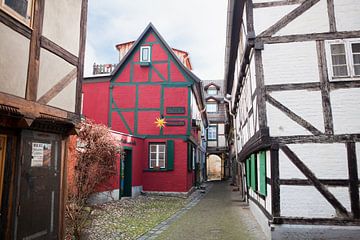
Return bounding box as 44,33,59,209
84,0,227,80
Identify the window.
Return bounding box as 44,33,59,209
208,126,217,140
206,102,218,113
140,46,151,63
1,0,33,26
149,143,166,169
207,88,217,95
327,39,360,79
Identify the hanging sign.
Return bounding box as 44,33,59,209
166,107,185,114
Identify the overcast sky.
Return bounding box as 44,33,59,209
84,0,228,80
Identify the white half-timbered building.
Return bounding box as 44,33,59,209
0,0,87,239
224,0,360,239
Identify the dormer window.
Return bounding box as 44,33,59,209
140,46,151,65
207,87,217,95
206,102,218,113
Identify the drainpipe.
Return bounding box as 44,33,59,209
224,94,245,201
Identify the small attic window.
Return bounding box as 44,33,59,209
207,87,217,95
140,46,151,65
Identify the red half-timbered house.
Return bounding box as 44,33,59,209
83,23,208,199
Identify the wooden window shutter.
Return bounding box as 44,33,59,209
259,151,267,196
246,158,250,187
250,154,257,190
187,143,192,171
167,140,174,170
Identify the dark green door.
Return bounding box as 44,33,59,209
122,149,132,197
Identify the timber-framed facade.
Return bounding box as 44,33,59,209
0,0,87,239
225,0,360,239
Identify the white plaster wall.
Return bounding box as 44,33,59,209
218,135,226,147
38,48,76,110
0,23,29,97
275,0,328,36
250,56,257,95
269,90,324,132
328,187,351,212
331,88,360,134
48,79,76,112
279,149,307,179
218,123,224,134
263,41,319,85
42,0,82,56
334,0,360,32
281,143,348,179
267,102,312,136
208,141,217,147
281,185,337,218
253,5,298,36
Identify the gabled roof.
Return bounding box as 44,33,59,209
110,23,200,84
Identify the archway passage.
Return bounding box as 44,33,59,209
207,154,222,181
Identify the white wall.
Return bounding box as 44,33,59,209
280,185,350,218
334,0,360,32
263,41,319,85
0,23,29,98
42,0,82,56
38,48,76,112
331,88,360,135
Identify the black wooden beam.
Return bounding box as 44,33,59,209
281,145,349,217
0,9,31,39
316,40,334,135
273,134,360,144
327,0,336,32
259,30,360,44
254,0,305,8
280,179,351,186
272,217,360,226
346,142,360,219
271,144,280,217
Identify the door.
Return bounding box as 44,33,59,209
16,130,61,240
122,149,132,197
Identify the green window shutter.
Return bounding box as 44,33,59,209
250,154,257,190
259,151,267,196
167,140,174,170
246,158,250,187
187,143,192,171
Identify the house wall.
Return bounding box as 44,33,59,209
83,81,110,125
0,22,29,97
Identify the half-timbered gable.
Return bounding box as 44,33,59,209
0,0,87,239
225,0,360,239
83,23,208,196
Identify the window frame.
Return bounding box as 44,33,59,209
326,38,360,80
140,46,151,63
0,0,34,27
207,87,217,95
207,125,217,141
149,142,166,169
206,102,218,113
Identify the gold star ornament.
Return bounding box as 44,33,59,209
155,117,167,128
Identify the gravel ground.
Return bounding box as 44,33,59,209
82,195,187,240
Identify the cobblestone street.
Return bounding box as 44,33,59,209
150,181,266,240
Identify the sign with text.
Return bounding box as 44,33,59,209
166,120,185,126
166,107,185,114
31,143,51,167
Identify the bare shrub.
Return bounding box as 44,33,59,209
65,120,122,239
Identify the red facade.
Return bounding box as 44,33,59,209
83,24,205,195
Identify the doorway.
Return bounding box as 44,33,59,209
207,154,222,181
121,149,132,197
15,130,61,240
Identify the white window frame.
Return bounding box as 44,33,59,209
206,102,218,113
208,126,217,140
140,46,151,63
325,38,360,80
149,143,166,169
0,0,34,27
207,87,217,95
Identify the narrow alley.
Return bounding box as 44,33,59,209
148,181,266,240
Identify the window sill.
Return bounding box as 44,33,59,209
140,62,151,67
143,168,173,172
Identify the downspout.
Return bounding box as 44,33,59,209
224,95,246,201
